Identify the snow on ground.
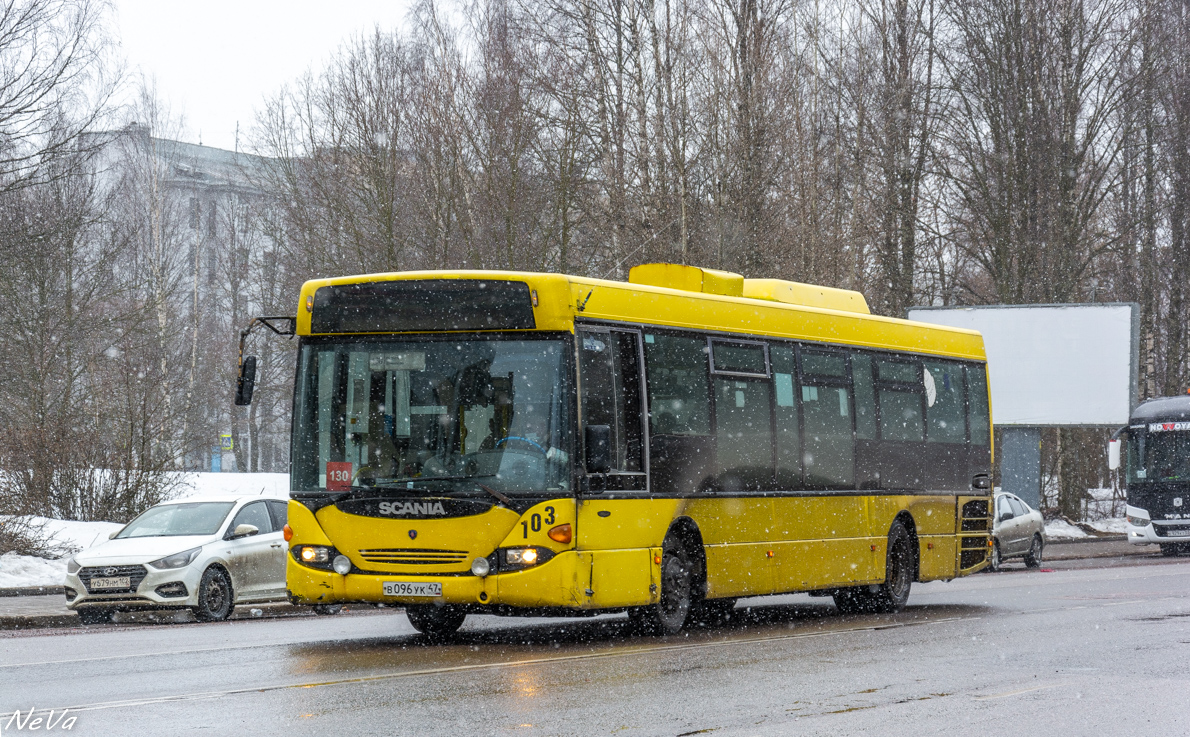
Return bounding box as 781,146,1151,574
0,472,290,589
1045,519,1089,539
171,472,289,501
1044,516,1129,539
0,552,66,589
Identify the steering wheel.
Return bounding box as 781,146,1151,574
495,436,548,455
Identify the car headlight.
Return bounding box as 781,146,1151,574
1127,514,1150,527
66,556,80,575
148,547,202,570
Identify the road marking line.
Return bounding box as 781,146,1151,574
0,615,976,717
974,683,1063,700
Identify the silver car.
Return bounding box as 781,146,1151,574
990,491,1046,571
64,494,336,624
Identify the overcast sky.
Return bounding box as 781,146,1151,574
114,0,415,152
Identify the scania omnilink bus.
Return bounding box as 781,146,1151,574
237,264,993,638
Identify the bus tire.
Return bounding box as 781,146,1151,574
835,520,914,614
406,604,465,640
872,520,914,612
1023,535,1044,568
313,603,343,616
632,532,694,635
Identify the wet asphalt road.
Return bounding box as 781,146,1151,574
3,555,1189,736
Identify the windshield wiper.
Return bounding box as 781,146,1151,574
367,475,515,507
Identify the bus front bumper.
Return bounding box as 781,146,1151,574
286,550,589,610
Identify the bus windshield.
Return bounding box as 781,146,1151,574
1129,430,1190,483
292,336,572,495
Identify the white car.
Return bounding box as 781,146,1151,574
64,495,337,624
990,491,1047,571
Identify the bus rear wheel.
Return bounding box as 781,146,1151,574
630,533,694,635
834,520,914,615
405,604,465,640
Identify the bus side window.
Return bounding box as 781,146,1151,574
644,333,713,494
877,358,925,442
578,330,643,473
851,353,877,440
967,364,990,446
924,360,966,443
711,340,772,491
798,348,854,489
771,345,801,488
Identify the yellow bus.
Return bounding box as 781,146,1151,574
258,264,992,637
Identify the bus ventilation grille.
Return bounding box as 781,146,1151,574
357,548,469,565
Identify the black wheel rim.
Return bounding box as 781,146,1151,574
204,576,227,614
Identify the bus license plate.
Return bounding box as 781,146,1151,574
1165,529,1190,537
91,576,130,589
383,581,442,597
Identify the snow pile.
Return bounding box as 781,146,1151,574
1045,519,1089,539
171,472,289,501
1044,516,1128,539
0,552,66,589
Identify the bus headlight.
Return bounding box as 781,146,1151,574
332,555,352,575
1127,514,1150,527
499,547,555,572
293,545,340,571
471,557,491,577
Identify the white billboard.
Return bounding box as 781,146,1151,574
906,303,1138,426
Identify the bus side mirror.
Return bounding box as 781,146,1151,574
235,356,257,406
585,425,612,473
1108,439,1121,470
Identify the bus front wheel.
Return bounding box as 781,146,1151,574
629,533,694,635
406,604,466,640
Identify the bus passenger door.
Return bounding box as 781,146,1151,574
574,328,656,607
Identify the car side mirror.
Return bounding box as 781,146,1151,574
235,355,257,406
108,530,120,539
585,425,612,474
229,523,259,539
999,511,1013,523
1108,439,1121,470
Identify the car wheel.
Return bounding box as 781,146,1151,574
1023,534,1044,568
313,603,343,616
193,567,233,622
630,532,695,635
405,604,466,640
77,607,115,625
989,540,1003,572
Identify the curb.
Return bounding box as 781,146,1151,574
0,586,65,597
0,613,77,629
1047,534,1128,545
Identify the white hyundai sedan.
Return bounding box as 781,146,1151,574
64,495,335,624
